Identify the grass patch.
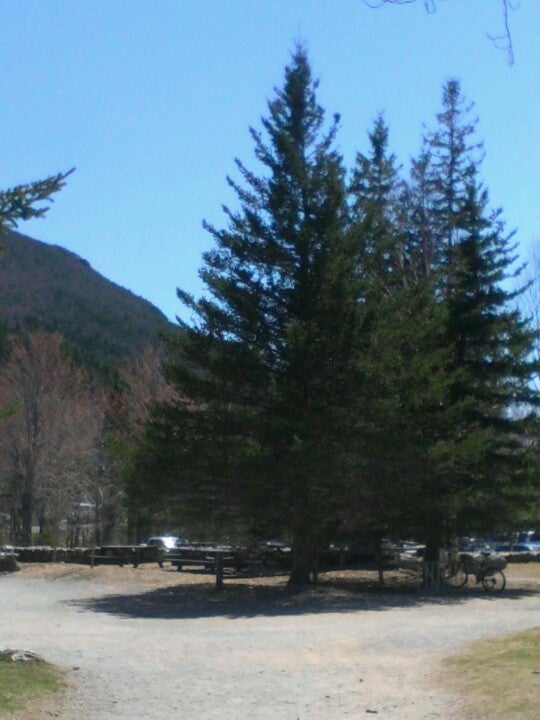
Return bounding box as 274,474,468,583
0,652,64,716
444,627,540,720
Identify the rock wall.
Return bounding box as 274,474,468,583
2,547,93,563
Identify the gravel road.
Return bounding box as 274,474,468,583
1,565,539,720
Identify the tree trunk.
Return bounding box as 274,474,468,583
51,492,60,561
134,514,151,544
20,489,33,546
424,523,443,563
126,515,135,545
423,515,444,590
102,500,117,544
287,530,314,590
311,552,319,585
93,502,101,547
9,502,19,544
376,548,385,586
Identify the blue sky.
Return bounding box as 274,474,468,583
2,0,540,322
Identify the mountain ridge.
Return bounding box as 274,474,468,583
0,229,170,375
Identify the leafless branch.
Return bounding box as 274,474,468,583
487,0,518,66
364,0,435,10
364,0,518,65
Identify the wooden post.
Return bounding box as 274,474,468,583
311,553,319,585
423,561,441,592
215,552,224,591
376,549,385,586
90,546,96,569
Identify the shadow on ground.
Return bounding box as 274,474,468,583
70,578,538,620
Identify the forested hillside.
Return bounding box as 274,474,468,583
0,229,169,375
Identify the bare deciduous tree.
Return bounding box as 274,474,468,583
84,346,174,545
0,332,102,545
120,345,175,425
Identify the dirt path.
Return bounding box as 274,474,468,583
2,564,539,719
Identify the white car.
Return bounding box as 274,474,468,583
516,531,540,552
144,536,181,553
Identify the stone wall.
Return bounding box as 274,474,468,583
2,547,93,563
0,545,162,565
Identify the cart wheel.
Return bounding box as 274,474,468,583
482,570,506,592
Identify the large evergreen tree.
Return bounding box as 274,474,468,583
147,48,364,586
347,81,538,559
133,68,538,583
405,81,538,554
349,116,453,550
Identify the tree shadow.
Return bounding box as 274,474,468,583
69,576,538,620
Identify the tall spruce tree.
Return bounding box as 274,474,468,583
351,81,538,559
417,80,538,555
150,48,364,586
350,114,405,286
346,116,409,544
349,117,452,550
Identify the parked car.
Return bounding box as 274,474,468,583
143,536,183,553
516,531,540,552
492,531,540,553
458,536,491,553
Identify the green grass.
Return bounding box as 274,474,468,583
0,653,64,716
444,628,540,720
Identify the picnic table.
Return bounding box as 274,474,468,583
166,545,244,589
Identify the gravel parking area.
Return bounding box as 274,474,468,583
1,564,539,720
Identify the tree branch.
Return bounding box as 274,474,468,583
487,0,518,66
364,0,518,65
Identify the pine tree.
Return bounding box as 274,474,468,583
355,81,538,559
346,116,416,546
350,114,406,287
150,48,364,586
349,117,452,550
403,147,439,280
0,169,74,239
418,81,539,554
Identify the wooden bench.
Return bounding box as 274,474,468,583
90,545,164,568
170,556,217,570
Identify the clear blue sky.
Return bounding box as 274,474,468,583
2,0,539,322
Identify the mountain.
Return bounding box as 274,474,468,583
0,229,171,375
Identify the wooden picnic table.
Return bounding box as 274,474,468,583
166,545,244,590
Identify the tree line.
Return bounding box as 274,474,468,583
128,48,539,587
0,170,173,547
0,333,171,547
